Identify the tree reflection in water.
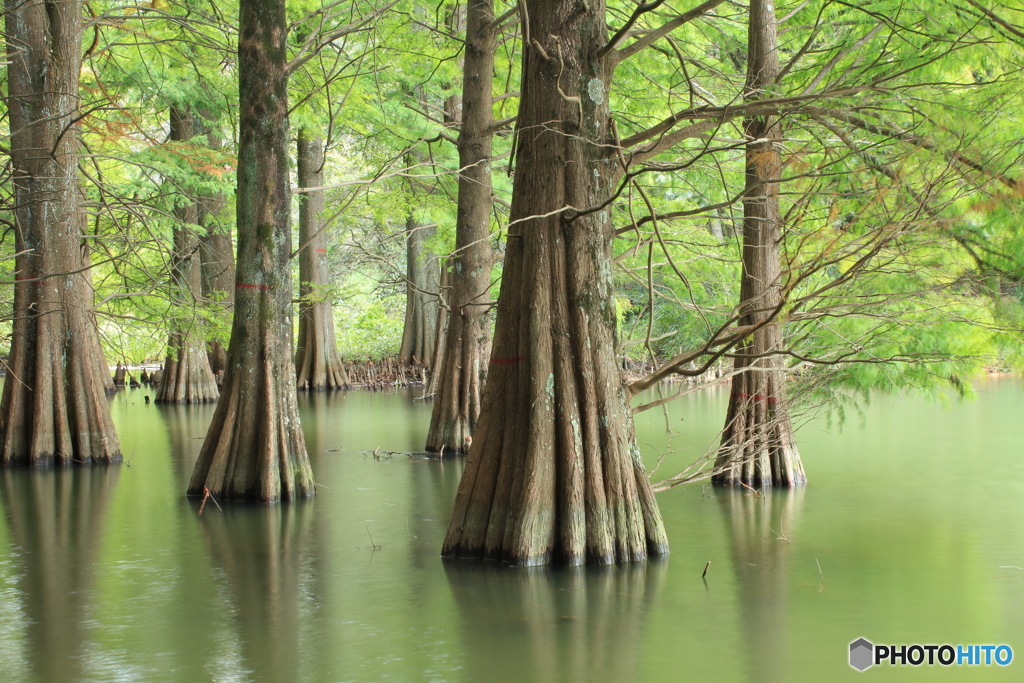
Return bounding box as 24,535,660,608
0,466,120,683
445,559,666,682
719,488,805,683
198,503,315,682
158,402,217,490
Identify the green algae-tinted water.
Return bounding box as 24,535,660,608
0,378,1022,682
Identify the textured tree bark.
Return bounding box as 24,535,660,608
425,0,495,455
156,105,219,403
295,128,349,391
712,0,805,488
187,0,314,502
80,239,116,395
442,0,668,565
198,118,234,377
0,0,121,466
397,94,445,372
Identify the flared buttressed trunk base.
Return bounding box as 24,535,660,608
187,0,313,502
295,128,348,392
424,305,487,455
424,0,495,455
155,343,220,403
712,367,806,488
1,0,120,466
0,299,123,467
713,0,805,489
442,0,668,566
187,351,314,502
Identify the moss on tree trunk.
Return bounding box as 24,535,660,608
442,0,668,565
187,0,314,502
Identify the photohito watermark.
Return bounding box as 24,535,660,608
849,638,1012,671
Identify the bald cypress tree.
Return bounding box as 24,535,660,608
295,127,349,391
187,0,314,501
712,0,805,488
156,105,220,404
425,0,495,454
0,0,120,466
442,0,668,565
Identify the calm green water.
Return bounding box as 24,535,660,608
0,379,1022,682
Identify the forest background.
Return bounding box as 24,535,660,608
2,0,1023,429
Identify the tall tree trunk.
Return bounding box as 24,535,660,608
295,127,349,391
198,118,234,377
400,81,441,368
712,0,805,488
187,0,314,502
0,0,121,466
442,0,668,565
399,212,439,366
156,105,219,403
78,188,115,394
80,222,116,395
425,0,495,454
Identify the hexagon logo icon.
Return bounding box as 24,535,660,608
850,638,874,671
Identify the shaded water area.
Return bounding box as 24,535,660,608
0,378,1022,681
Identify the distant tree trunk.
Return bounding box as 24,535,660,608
712,0,805,488
188,0,314,501
425,263,451,396
442,0,668,565
399,213,439,366
79,224,116,395
425,0,495,454
0,0,121,466
198,118,234,377
157,105,219,403
295,127,349,391
200,225,233,376
424,22,465,394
